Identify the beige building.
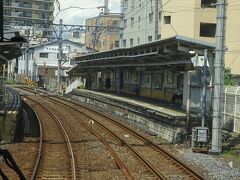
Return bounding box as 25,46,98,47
123,0,240,76
85,13,120,52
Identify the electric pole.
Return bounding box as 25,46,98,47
201,49,208,127
57,19,63,94
211,0,227,154
0,1,3,42
104,0,109,15
119,0,124,47
25,29,30,78
154,0,159,40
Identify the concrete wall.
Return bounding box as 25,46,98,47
225,1,240,75
71,90,186,143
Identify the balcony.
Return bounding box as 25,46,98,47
4,2,32,9
35,0,54,3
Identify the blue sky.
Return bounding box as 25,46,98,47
54,0,120,25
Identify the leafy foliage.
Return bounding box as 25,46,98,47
224,68,235,86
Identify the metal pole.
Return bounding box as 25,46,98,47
57,19,63,94
119,0,124,47
25,29,30,78
0,0,3,42
104,0,109,15
201,49,208,127
154,0,159,40
211,0,227,154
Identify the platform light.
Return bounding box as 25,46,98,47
189,50,195,54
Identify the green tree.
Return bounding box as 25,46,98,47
224,67,235,85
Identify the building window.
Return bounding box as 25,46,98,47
130,38,133,46
167,71,173,84
201,0,216,8
131,0,135,9
131,17,134,27
141,73,151,88
124,19,127,28
110,44,114,49
157,34,161,40
72,32,80,38
153,73,163,89
132,72,139,83
115,41,119,48
124,71,130,82
137,37,140,44
112,20,118,27
164,16,171,24
200,23,216,37
39,53,48,58
123,39,126,47
148,36,152,42
149,13,153,23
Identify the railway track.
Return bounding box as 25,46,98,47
23,96,76,179
47,95,204,180
16,87,204,179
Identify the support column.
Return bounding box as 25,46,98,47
117,69,121,95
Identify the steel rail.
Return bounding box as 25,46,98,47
48,97,166,180
18,87,203,179
28,102,43,180
51,96,204,180
44,96,134,180
23,96,76,180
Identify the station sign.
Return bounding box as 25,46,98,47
44,46,70,53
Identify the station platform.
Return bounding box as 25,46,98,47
71,89,188,143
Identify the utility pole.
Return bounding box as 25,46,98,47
104,0,109,15
0,1,3,42
57,19,63,94
211,0,227,154
154,0,159,40
201,49,208,127
25,29,30,78
119,0,124,47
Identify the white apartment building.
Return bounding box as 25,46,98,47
123,0,240,77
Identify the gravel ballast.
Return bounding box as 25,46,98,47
179,149,240,180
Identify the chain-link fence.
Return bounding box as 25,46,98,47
223,86,240,133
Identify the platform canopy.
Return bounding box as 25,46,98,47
0,42,22,63
69,35,215,76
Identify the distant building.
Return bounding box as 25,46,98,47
9,40,90,91
123,0,240,79
85,13,120,52
3,0,54,40
3,0,54,26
